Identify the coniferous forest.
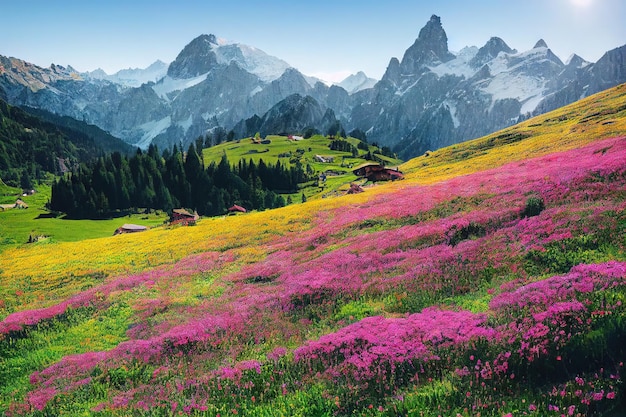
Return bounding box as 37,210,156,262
0,99,133,189
50,143,310,218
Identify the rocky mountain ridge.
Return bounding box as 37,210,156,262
1,15,624,157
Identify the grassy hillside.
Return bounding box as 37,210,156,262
401,82,626,183
202,134,402,199
0,84,625,416
0,178,20,198
0,184,167,250
0,99,133,189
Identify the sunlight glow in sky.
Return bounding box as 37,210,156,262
1,0,624,83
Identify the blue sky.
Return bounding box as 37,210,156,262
1,0,624,82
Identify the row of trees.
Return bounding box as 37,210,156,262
50,143,313,219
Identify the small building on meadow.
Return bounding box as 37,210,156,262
352,162,404,182
114,224,148,235
0,199,29,211
227,204,247,214
346,183,365,194
171,208,199,225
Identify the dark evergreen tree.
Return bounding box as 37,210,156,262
349,128,367,142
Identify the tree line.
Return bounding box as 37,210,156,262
50,143,313,219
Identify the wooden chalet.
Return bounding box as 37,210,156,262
346,183,364,194
227,204,247,214
352,162,404,182
113,224,148,235
171,208,199,225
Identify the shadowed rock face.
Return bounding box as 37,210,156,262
233,93,339,138
167,34,220,79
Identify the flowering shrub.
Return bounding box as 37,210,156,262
294,308,497,403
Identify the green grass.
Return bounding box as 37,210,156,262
0,303,132,412
203,135,403,198
0,184,168,251
0,135,401,250
0,179,21,202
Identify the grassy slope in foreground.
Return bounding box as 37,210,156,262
0,84,624,416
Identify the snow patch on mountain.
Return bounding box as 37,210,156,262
482,71,546,113
152,73,209,100
178,115,193,134
136,116,172,148
443,99,460,128
429,46,478,78
249,85,263,97
214,43,290,82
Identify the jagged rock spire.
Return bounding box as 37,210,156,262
399,15,455,74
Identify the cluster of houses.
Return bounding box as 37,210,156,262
250,137,271,145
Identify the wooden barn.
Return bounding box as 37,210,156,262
352,163,404,182
227,204,247,214
113,224,148,235
346,183,365,194
171,208,199,225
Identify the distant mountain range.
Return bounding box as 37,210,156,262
1,15,624,158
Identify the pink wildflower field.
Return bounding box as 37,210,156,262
1,127,625,414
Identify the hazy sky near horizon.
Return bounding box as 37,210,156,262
1,0,624,83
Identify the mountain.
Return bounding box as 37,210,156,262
86,60,169,88
233,93,338,138
0,98,133,187
0,35,320,150
351,15,626,159
337,71,377,93
1,17,625,157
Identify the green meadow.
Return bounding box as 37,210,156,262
0,184,167,250
202,134,402,197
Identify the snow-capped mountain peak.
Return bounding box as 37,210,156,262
86,60,169,87
213,42,291,82
161,34,291,86
337,71,377,93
